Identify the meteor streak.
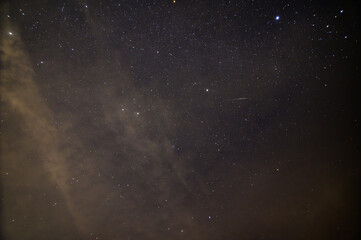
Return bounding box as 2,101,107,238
227,97,247,101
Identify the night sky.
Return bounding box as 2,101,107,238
1,0,360,239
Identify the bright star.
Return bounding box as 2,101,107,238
275,16,280,21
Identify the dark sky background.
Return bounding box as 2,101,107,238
1,0,360,239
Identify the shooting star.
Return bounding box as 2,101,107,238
227,97,247,101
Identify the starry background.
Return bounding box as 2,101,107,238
0,0,360,239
